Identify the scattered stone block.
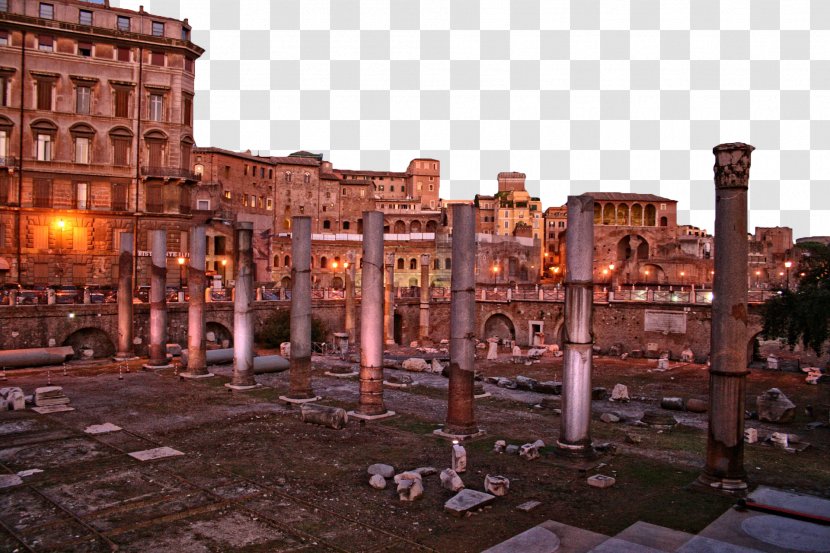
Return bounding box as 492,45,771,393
452,444,467,473
685,398,708,413
431,358,445,373
744,428,758,444
681,348,694,362
600,412,621,423
166,343,182,356
493,440,506,453
84,423,122,435
0,388,25,411
766,355,778,370
16,469,43,478
31,405,74,414
661,397,685,411
444,489,496,517
657,358,670,370
0,474,23,489
413,466,437,477
641,410,677,429
769,432,789,449
515,376,538,390
128,447,185,462
535,381,562,395
484,474,510,496
440,468,465,492
299,404,348,429
591,387,608,401
587,474,616,488
279,342,291,358
34,386,69,407
519,443,540,461
505,444,520,455
515,500,541,512
532,439,545,449
540,398,560,410
757,388,796,423
395,472,423,501
625,433,642,444
369,474,387,489
367,463,395,479
402,358,429,372
610,384,630,402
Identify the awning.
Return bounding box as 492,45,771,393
0,257,10,271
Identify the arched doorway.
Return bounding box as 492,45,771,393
206,322,233,347
331,276,344,290
483,314,516,342
639,263,665,284
425,220,437,232
616,235,649,261
281,276,291,289
62,328,115,359
410,220,422,233
393,220,406,233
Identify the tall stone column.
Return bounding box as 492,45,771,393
145,229,170,369
281,216,318,402
115,232,135,360
228,222,257,389
441,204,480,438
419,254,431,343
344,251,356,345
557,195,595,456
384,252,395,345
697,143,754,494
182,225,211,378
349,211,394,420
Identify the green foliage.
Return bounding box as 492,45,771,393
762,243,830,355
257,309,328,348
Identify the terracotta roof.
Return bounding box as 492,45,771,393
193,147,273,163
585,192,675,203
337,169,409,178
498,172,526,179
270,157,320,166
341,178,373,185
320,172,340,181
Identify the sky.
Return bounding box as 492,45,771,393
112,0,830,239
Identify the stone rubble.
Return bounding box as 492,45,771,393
444,489,496,517
609,383,630,402
519,443,540,461
744,428,758,444
600,412,621,423
367,463,395,479
451,444,467,473
757,388,796,423
369,474,387,489
587,474,616,488
493,440,507,453
0,387,25,411
440,468,465,492
33,386,70,407
396,474,424,501
401,358,429,372
483,474,510,496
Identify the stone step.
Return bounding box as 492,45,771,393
481,525,561,553
612,521,694,552
588,537,669,553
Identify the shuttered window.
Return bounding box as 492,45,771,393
33,226,48,249
117,46,130,62
32,178,51,208
147,141,164,167
146,184,163,213
111,183,128,211
114,88,129,117
112,137,130,165
36,79,52,110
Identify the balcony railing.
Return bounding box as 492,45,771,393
141,166,201,181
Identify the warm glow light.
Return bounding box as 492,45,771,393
492,266,499,273
644,270,650,275
553,267,560,274
680,271,685,277
800,272,805,277
755,270,761,276
332,261,338,269
177,257,186,265
784,261,793,269
608,264,615,270
343,262,349,268
221,259,227,266
602,269,608,275
57,219,65,229
779,271,784,276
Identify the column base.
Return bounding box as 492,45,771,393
142,363,172,371
224,383,261,391
347,410,396,421
179,372,215,380
691,473,748,497
279,395,322,404
113,355,138,361
324,370,359,378
383,380,417,389
433,428,486,441
384,340,396,346
554,440,596,459
474,392,492,399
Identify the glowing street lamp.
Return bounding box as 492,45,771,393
784,260,793,289
491,264,499,285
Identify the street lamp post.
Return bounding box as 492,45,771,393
177,257,186,302
784,260,792,290
492,264,498,285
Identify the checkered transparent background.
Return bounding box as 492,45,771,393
112,0,830,238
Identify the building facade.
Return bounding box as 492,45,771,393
0,0,203,287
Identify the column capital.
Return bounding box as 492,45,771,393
713,143,755,189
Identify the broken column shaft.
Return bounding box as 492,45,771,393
115,232,134,359
147,229,169,368
557,195,594,456
445,204,478,436
288,216,315,399
344,252,356,345
419,254,431,343
355,211,389,417
184,224,210,377
384,252,395,345
230,222,256,388
698,143,754,493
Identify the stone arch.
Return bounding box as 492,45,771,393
593,202,601,224
62,327,115,359
660,216,668,227
602,203,615,225
284,255,290,267
645,204,657,226
273,255,280,268
281,276,291,289
206,321,233,347
617,235,649,261
397,258,404,270
639,263,665,283
425,220,437,232
483,313,516,342
409,258,417,270
331,276,343,290
393,220,406,233
408,277,418,287
410,220,422,233
631,203,643,226
342,220,350,230
320,256,328,269
617,203,629,225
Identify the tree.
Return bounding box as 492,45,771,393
762,242,830,355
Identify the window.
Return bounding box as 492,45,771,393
146,137,164,167
146,184,163,213
214,236,226,255
397,258,404,270
429,184,434,191
79,10,92,25
0,30,8,46
0,75,8,106
434,259,440,270
244,164,248,176
0,172,9,205
260,167,265,178
182,95,192,125
32,178,51,207
39,3,53,19
33,226,48,249
243,195,248,207
114,88,130,117
269,169,273,179
78,41,92,57
117,46,130,62
36,133,52,161
35,79,53,110
149,93,163,121
341,188,346,196
197,199,210,210
445,258,451,270
111,134,131,166
74,182,89,209
284,172,292,182
117,16,130,32
223,190,231,200
323,220,331,230
266,198,273,210
181,26,190,41
180,140,192,169
250,194,256,207
38,35,53,52
304,173,310,183
111,183,128,210
0,1,7,12
76,86,91,114
152,22,164,37
184,57,194,72
74,137,90,163
150,51,164,66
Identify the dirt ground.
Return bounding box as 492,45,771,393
1,346,829,552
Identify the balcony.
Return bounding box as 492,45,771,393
141,166,201,181
0,156,18,168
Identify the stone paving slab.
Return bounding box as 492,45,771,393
444,488,497,517
482,525,562,552
589,537,668,553
31,405,75,414
537,520,608,553
748,486,830,518
677,536,763,553
84,423,122,434
613,521,693,552
741,515,830,553
0,473,23,488
128,446,185,461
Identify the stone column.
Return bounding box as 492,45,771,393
283,216,317,401
349,211,394,419
697,143,754,494
384,252,395,345
344,251,356,345
228,222,256,389
557,195,594,456
443,204,480,437
145,229,170,368
115,232,134,359
419,254,431,343
182,225,211,378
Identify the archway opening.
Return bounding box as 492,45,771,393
62,328,115,359
484,314,516,342
206,322,233,348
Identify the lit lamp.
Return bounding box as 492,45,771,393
221,258,228,282
177,257,186,289
754,270,761,288
680,271,685,286
492,264,499,285
784,260,792,289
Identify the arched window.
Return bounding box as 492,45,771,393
144,129,168,168
660,216,668,227
69,123,95,164
273,255,280,267
343,221,350,230
303,172,310,183
397,258,404,270
284,172,292,183
320,256,328,269
393,220,406,233
644,204,656,226
425,220,437,232
180,135,194,169
445,258,452,270
409,258,417,270
617,203,629,226
602,203,615,225
284,255,290,267
323,219,331,230
433,258,440,270
109,126,133,166
31,119,58,161
593,202,602,224
631,203,643,226
410,220,422,233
